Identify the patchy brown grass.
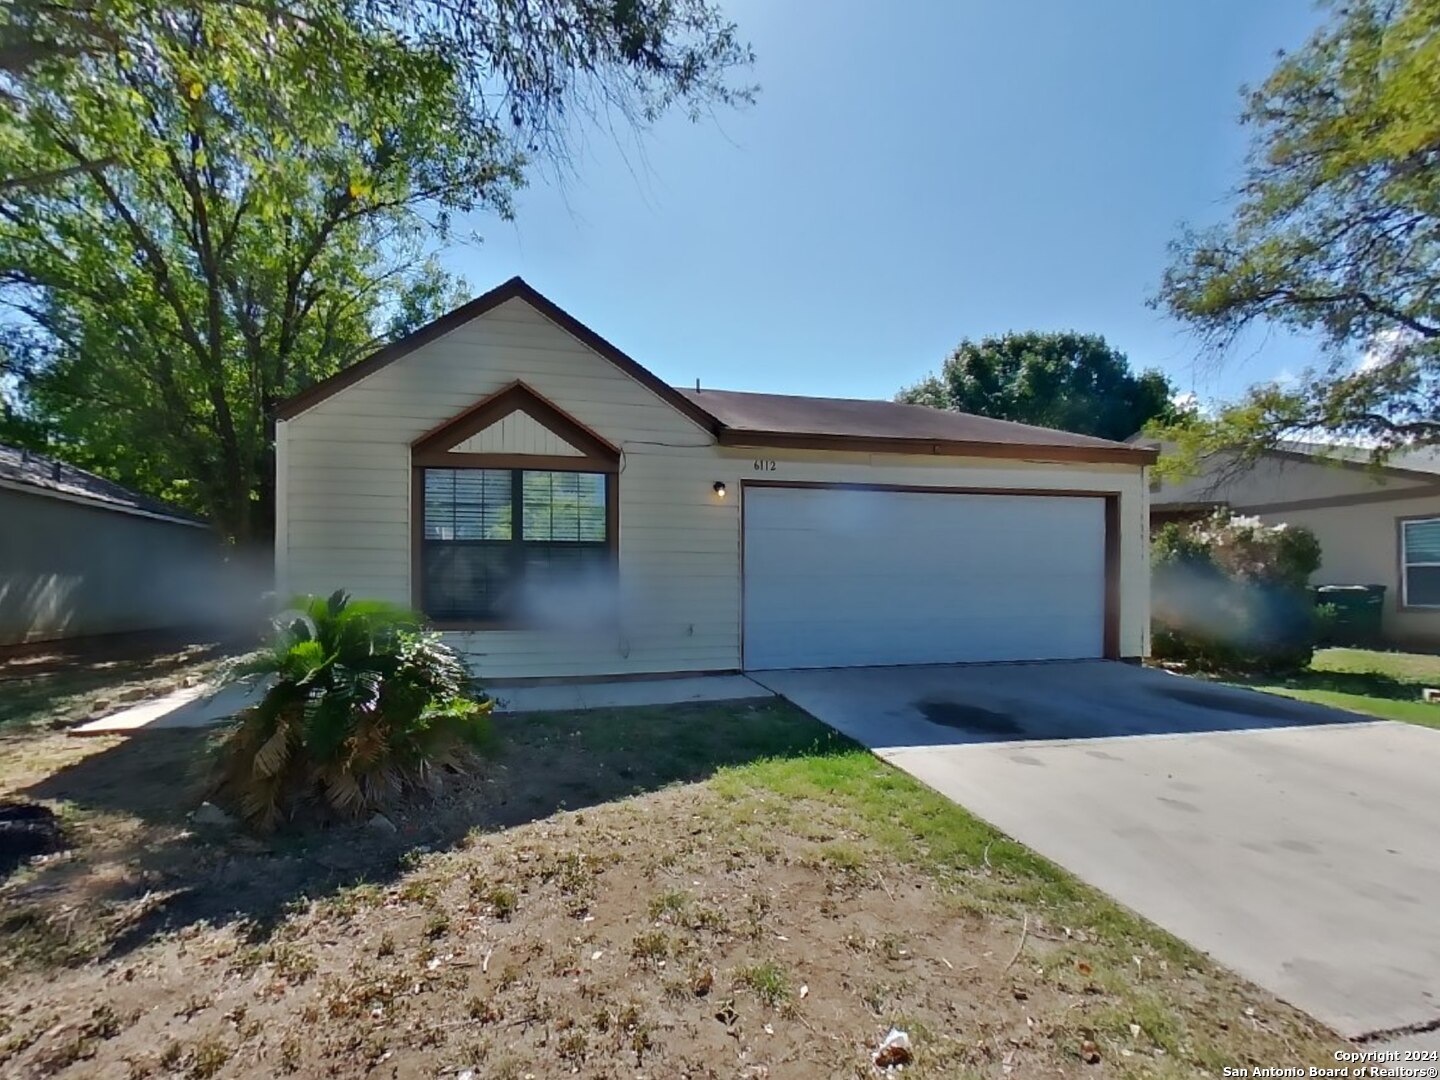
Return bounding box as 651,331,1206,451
0,683,1345,1078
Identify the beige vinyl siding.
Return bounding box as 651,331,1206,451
451,410,584,456
1148,443,1440,647
1253,496,1440,648
279,297,1150,678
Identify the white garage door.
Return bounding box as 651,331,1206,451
742,486,1107,669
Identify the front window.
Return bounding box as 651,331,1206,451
421,467,613,623
1401,517,1440,608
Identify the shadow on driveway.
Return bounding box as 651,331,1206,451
750,660,1373,750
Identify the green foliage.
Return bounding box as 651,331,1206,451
898,331,1175,440
1151,513,1324,674
1155,0,1440,459
213,590,492,830
0,0,753,542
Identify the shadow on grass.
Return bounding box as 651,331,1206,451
11,698,853,964
0,632,243,731
1229,668,1422,701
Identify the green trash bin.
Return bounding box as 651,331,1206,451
1313,584,1387,646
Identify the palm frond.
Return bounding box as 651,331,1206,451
209,591,490,831
252,716,294,779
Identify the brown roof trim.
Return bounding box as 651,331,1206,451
411,380,620,461
1231,483,1440,516
716,429,1159,465
274,276,1154,468
1149,500,1226,514
273,277,721,432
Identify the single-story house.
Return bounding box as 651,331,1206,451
1140,440,1440,647
0,443,219,646
274,277,1157,679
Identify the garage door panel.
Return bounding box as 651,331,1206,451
742,487,1105,669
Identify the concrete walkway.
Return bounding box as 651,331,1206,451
71,681,263,735
72,672,775,733
491,674,773,714
752,661,1440,1042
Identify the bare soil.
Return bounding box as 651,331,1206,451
0,690,1345,1079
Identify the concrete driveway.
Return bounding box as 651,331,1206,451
749,661,1440,1042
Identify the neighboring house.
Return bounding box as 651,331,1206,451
1140,441,1440,647
0,444,220,646
274,277,1156,679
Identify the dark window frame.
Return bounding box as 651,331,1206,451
408,382,622,631
414,465,619,630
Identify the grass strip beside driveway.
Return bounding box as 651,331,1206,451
1236,647,1440,730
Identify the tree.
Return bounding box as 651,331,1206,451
1155,0,1440,464
0,1,753,545
897,331,1176,441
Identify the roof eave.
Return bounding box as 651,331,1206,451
715,429,1159,465
273,277,721,434
0,476,209,527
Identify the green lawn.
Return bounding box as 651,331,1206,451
1240,647,1440,730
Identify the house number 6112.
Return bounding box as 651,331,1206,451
752,459,777,471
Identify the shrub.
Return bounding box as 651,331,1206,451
213,591,491,831
1151,512,1322,674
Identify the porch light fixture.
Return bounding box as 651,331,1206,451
713,481,727,498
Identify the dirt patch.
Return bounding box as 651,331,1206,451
0,699,1345,1078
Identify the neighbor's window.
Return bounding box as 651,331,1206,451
1401,517,1440,608
421,468,612,622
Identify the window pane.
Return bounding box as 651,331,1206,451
424,468,511,540
1407,565,1440,607
514,543,616,622
522,471,606,542
422,543,514,620
1405,519,1440,564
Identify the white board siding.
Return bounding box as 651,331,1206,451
450,410,584,456
743,487,1105,668
279,297,1150,678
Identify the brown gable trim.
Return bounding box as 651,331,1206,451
273,276,721,432
411,380,620,462
717,429,1158,465
415,451,618,472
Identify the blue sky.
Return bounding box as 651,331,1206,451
450,0,1327,408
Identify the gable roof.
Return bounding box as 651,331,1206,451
0,443,207,526
411,380,620,463
273,276,717,430
681,388,1155,463
275,277,1156,466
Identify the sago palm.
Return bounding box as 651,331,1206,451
213,591,491,831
